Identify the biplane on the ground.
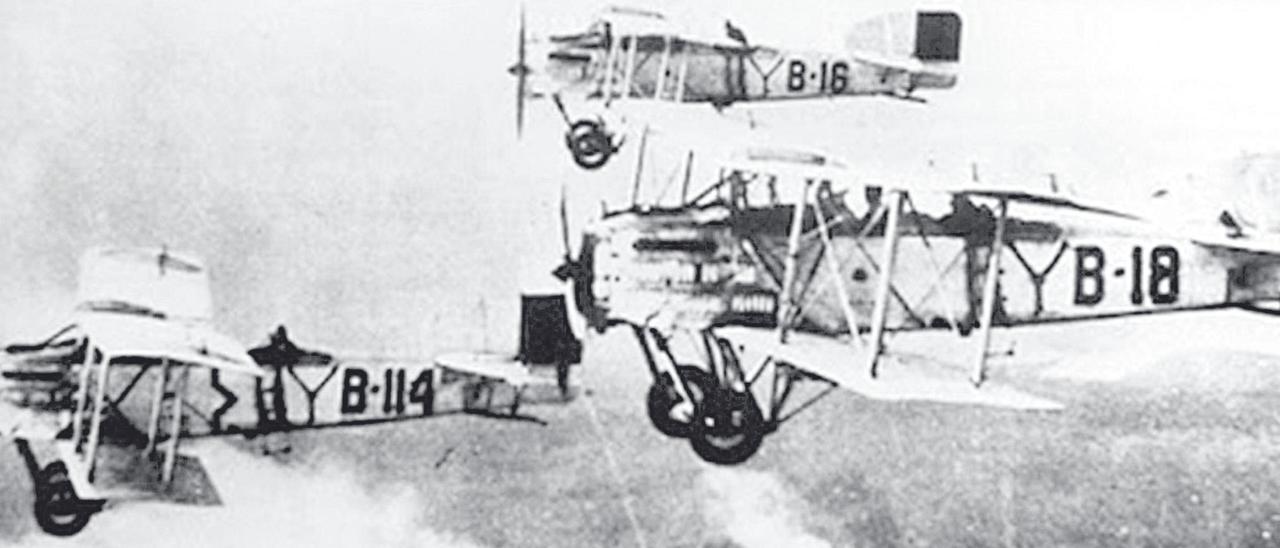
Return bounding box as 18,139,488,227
0,247,581,536
552,143,1280,465
509,5,961,169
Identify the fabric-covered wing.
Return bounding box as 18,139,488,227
719,326,1062,410
77,312,262,376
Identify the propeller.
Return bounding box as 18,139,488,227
552,183,577,280
507,6,530,136
550,184,607,332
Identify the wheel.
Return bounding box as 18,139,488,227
646,366,714,438
689,387,766,465
565,120,613,170
33,462,93,536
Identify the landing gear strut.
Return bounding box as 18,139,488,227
646,365,714,438
633,326,771,464
32,461,98,536
565,119,617,170
552,94,620,170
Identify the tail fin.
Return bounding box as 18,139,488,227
1228,152,1280,233
846,11,961,90
913,12,962,62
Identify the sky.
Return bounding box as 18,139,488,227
1,0,1278,355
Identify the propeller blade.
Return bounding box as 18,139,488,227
559,182,572,260
515,5,529,137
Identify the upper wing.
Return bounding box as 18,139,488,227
77,312,263,376
953,187,1142,220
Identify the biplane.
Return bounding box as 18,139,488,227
551,142,1280,465
509,5,961,169
0,247,580,536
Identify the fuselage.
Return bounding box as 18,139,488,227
573,183,1280,337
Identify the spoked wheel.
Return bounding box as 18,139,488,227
33,461,95,536
565,120,614,170
646,365,714,438
689,387,766,465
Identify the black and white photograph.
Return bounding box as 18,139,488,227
2,0,1280,546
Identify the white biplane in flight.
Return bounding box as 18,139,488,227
0,247,581,536
549,141,1280,465
510,5,961,169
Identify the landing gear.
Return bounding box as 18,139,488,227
646,365,714,438
565,120,616,170
633,326,776,464
33,461,96,536
689,387,765,465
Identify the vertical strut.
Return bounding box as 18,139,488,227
680,150,694,205
162,365,189,484
71,340,94,450
674,46,688,102
145,359,170,455
654,35,671,100
971,198,1009,386
602,30,621,100
84,351,111,481
630,126,649,208
868,190,904,377
776,179,813,343
621,34,639,99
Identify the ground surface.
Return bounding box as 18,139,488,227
3,309,1280,547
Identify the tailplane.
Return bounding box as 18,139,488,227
845,11,961,90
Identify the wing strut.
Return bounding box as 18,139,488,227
654,35,672,100
621,34,639,100
775,179,814,343
601,26,621,100
144,359,170,455
161,365,189,484
674,45,689,102
867,190,904,377
970,197,1009,386
83,350,111,481
903,193,964,335
71,341,93,450
629,125,649,208
813,184,863,349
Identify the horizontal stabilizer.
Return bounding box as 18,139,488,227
78,247,213,321
719,327,1062,411
435,352,555,388
846,11,961,89
1192,232,1280,255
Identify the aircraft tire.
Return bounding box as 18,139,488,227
689,387,765,465
646,365,714,438
33,461,93,537
566,120,612,170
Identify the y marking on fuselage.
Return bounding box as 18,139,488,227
1006,239,1069,317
